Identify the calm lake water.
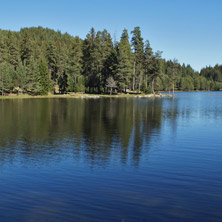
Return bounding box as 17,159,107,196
0,92,222,222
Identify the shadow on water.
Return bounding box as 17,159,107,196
0,97,172,167
1,93,222,222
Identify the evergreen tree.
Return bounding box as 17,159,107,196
0,36,7,64
193,76,200,90
82,27,96,92
0,27,221,95
143,40,153,93
67,37,84,92
20,32,33,66
100,29,114,89
26,56,40,93
57,43,69,93
180,76,194,91
38,60,50,95
116,29,133,92
0,62,14,95
91,31,103,92
15,62,27,93
168,59,179,96
82,28,105,92
149,51,164,94
6,31,20,70
46,42,58,82
131,26,144,91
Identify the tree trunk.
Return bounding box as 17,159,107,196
152,78,155,94
133,61,136,91
132,77,135,91
172,83,175,96
138,72,142,93
1,77,3,96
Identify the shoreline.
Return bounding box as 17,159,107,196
1,90,220,100
0,93,172,100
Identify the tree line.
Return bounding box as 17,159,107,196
0,26,221,95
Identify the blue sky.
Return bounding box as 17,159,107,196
0,0,221,71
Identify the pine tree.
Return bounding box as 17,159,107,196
131,27,144,91
15,62,27,93
38,60,50,95
116,29,133,92
46,42,58,82
82,27,96,92
167,59,179,96
149,51,164,94
0,27,221,95
20,32,32,66
143,40,153,93
90,30,103,92
67,37,84,92
26,56,40,93
0,62,14,95
100,29,114,89
0,36,7,64
57,43,69,93
6,31,20,70
82,28,103,92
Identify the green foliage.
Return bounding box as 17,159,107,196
25,57,40,93
38,60,50,95
20,32,32,65
149,51,164,94
67,37,83,92
72,75,85,92
200,65,222,90
116,29,133,92
57,44,69,93
82,27,102,92
0,26,221,95
46,42,58,82
131,26,144,90
105,76,117,94
145,85,152,94
0,62,14,94
15,62,27,91
180,76,194,91
0,36,7,63
6,31,20,70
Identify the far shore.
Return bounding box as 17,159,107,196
0,93,173,100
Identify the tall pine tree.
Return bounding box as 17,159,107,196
38,59,50,95
131,27,144,91
6,31,20,70
116,29,133,92
67,37,84,92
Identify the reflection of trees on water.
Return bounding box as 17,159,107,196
0,98,176,167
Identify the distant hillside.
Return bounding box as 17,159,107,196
0,26,221,95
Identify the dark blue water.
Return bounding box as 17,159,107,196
0,92,222,221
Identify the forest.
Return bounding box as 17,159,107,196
0,26,222,95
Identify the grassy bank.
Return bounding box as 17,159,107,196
0,93,171,100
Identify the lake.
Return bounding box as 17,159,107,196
0,92,222,222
